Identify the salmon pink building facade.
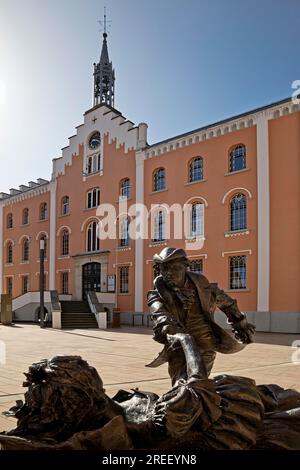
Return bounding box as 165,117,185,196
0,32,299,332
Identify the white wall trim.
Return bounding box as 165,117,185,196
134,150,145,311
221,187,253,205
222,249,252,258
49,181,57,290
255,113,270,312
56,225,72,236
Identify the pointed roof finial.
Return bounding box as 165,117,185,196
99,6,111,39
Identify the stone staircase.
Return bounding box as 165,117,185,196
60,301,98,329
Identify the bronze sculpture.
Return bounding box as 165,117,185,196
147,247,255,384
0,246,299,450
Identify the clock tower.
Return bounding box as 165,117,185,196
93,11,115,108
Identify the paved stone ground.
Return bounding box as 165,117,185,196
0,323,299,433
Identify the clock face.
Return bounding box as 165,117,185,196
88,131,101,150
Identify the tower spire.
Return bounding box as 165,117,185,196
93,7,115,107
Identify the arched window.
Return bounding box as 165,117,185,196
229,256,246,289
39,234,47,258
189,157,203,182
22,208,29,225
119,217,129,247
7,213,13,229
86,221,100,252
230,194,247,231
87,188,100,209
6,242,13,264
61,196,70,215
229,144,246,172
120,178,130,199
61,229,69,256
22,238,30,261
190,202,204,237
40,203,48,221
153,211,165,242
153,168,166,192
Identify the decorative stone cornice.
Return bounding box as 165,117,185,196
143,98,299,159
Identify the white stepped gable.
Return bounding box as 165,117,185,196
52,105,139,178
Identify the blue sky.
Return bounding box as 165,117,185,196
0,0,299,192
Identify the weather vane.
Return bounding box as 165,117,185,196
98,6,111,36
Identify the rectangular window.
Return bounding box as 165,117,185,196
61,272,69,295
119,266,129,294
6,277,13,296
22,276,29,294
189,259,203,274
229,256,246,289
87,188,100,209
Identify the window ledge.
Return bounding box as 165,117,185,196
224,168,249,176
20,261,30,265
185,236,206,242
148,241,167,248
38,218,48,223
58,255,70,260
224,289,250,293
21,223,30,227
224,229,250,237
59,213,71,218
84,170,103,178
116,246,131,251
149,188,168,195
6,227,13,231
4,263,14,267
83,207,98,211
184,179,207,186
37,258,48,263
118,293,130,296
116,197,133,204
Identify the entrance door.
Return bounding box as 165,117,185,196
82,262,101,300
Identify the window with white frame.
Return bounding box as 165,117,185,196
61,229,69,256
119,217,129,247
119,266,129,293
153,168,166,191
229,145,246,172
22,238,30,261
153,210,165,242
6,242,13,264
230,194,247,231
189,259,203,274
229,255,246,289
40,203,48,220
87,188,100,209
61,272,69,295
22,275,29,294
86,221,100,252
189,157,203,182
22,208,29,225
61,196,70,215
7,213,13,229
86,153,101,175
190,202,204,238
120,178,131,199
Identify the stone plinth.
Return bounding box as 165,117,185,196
1,294,12,325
